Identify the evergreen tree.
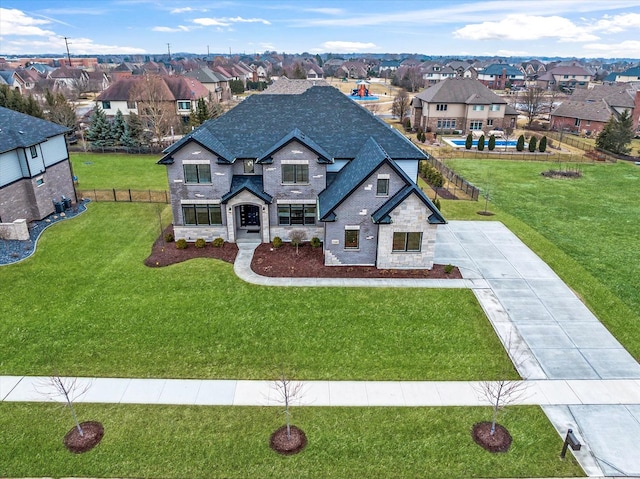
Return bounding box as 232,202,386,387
110,109,126,145
528,136,538,152
121,112,145,150
539,136,547,152
488,134,496,151
45,91,76,130
465,133,473,150
229,79,244,94
596,110,634,155
86,105,112,150
292,63,306,79
0,85,44,117
516,134,525,151
189,98,211,128
477,134,485,151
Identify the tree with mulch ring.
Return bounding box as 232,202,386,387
471,421,512,453
269,424,307,455
63,420,104,453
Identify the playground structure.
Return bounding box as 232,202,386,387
350,80,376,98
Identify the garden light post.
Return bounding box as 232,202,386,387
560,429,581,459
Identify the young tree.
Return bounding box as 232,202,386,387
539,136,547,152
391,90,410,123
516,134,525,151
189,97,211,128
488,134,496,151
37,376,92,437
289,230,305,255
528,135,538,152
521,87,546,127
477,134,485,151
596,109,634,155
465,133,473,150
271,369,306,442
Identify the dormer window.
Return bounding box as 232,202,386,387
244,159,255,174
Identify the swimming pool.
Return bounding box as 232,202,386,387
350,95,379,101
445,138,522,148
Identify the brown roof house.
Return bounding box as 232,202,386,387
411,78,519,134
550,84,640,136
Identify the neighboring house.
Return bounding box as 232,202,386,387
411,78,519,134
535,66,593,91
339,61,369,79
48,66,89,91
305,62,324,80
615,66,640,83
476,64,525,89
0,70,25,93
550,84,640,135
421,64,456,84
96,75,210,121
158,83,445,269
184,67,231,102
0,107,75,223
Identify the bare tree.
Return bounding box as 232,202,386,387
37,375,92,437
272,370,305,440
364,102,380,116
289,230,305,255
521,87,546,128
391,90,410,123
130,74,179,147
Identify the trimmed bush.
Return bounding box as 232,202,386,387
164,232,174,243
272,236,282,249
444,264,455,274
212,237,224,247
488,134,496,151
310,237,322,248
516,134,525,151
465,133,473,150
433,197,441,211
539,136,547,152
477,134,485,151
195,238,206,248
175,239,187,250
528,136,538,152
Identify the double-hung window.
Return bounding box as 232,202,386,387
472,105,485,111
392,232,422,252
183,163,212,183
282,162,309,184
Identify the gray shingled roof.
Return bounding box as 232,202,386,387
0,107,69,154
221,175,273,204
262,77,329,94
163,86,425,162
551,100,612,122
569,84,637,109
414,78,509,105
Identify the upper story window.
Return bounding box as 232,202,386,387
490,105,501,111
436,104,447,111
472,105,485,111
126,101,136,109
101,101,111,109
376,177,389,196
244,159,255,174
177,101,191,110
282,163,308,184
30,146,38,158
183,163,212,183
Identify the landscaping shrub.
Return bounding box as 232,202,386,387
212,237,224,247
175,239,187,249
164,232,174,243
539,136,547,152
272,236,282,248
433,197,442,211
477,135,485,151
528,136,538,152
195,238,206,248
444,264,455,274
310,237,322,248
465,133,473,150
290,230,305,253
420,162,445,188
516,135,525,151
404,118,411,131
488,135,496,151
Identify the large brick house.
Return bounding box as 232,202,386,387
411,78,518,134
0,107,75,223
159,83,445,269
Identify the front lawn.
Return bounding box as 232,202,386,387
443,159,640,360
70,152,167,190
0,202,514,381
0,403,583,478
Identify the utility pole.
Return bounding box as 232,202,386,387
64,37,72,66
167,43,171,61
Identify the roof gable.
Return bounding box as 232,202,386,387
0,107,69,153
371,185,446,225
256,128,333,164
414,78,508,105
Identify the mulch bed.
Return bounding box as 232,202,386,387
541,170,583,179
144,226,238,267
471,421,512,453
63,421,104,453
269,425,307,455
251,243,462,279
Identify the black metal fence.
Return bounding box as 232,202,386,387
422,154,480,201
78,189,169,203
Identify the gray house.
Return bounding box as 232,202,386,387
0,107,75,224
159,85,445,269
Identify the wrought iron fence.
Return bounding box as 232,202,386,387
77,189,169,204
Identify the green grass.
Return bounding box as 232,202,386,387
0,403,582,478
444,159,640,360
70,152,167,190
0,202,514,381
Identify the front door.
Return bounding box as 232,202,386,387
239,205,260,227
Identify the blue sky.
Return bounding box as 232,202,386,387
1,0,640,58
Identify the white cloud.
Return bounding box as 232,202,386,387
321,41,377,53
304,8,344,15
171,7,195,14
583,40,640,57
0,8,55,36
193,16,270,27
2,36,145,55
590,12,640,33
152,25,192,33
453,14,599,42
